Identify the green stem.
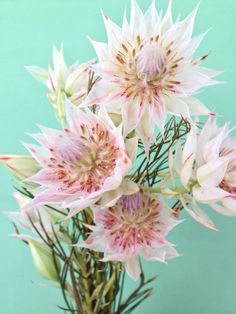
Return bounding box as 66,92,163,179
74,252,93,313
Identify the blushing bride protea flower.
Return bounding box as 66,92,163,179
81,190,181,281
24,103,137,216
169,119,236,230
83,0,219,152
26,44,95,124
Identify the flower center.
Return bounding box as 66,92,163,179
136,41,165,82
101,192,163,252
50,124,120,194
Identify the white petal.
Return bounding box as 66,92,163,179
125,136,138,162
197,66,222,79
121,180,139,196
193,186,230,204
152,94,167,136
47,66,58,91
82,80,119,107
64,65,88,94
69,90,87,105
180,196,218,231
197,156,229,187
125,257,141,281
136,108,155,157
187,97,211,116
221,198,236,211
88,37,108,62
165,95,190,119
196,118,218,165
122,97,143,136
5,211,31,230
101,11,122,50
141,247,167,262
180,125,197,187
52,44,68,82
165,246,182,260
211,202,236,216
179,31,208,59
122,9,130,40
144,0,161,35
99,179,139,208
160,1,173,34
80,231,106,251
98,106,116,129
130,0,145,37
176,66,219,94
174,140,183,175
203,126,227,162
167,3,200,44
98,187,123,208
63,198,99,219
25,66,48,84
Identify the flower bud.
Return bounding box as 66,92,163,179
0,155,40,180
28,239,60,281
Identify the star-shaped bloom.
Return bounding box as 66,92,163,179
26,44,94,123
83,0,219,152
169,118,236,230
81,190,181,281
24,103,136,216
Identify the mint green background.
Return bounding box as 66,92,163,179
0,0,236,313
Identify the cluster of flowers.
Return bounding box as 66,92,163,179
1,0,236,284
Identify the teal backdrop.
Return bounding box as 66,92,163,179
0,0,236,313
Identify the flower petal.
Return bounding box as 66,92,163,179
88,37,108,62
122,97,143,136
180,126,197,187
211,202,236,216
193,186,230,204
152,94,167,136
136,108,155,156
187,97,211,116
180,196,218,231
125,257,141,281
197,156,229,187
125,136,138,162
160,0,173,34
25,66,48,84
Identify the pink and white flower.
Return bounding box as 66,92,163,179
81,190,181,281
83,0,219,152
169,118,236,230
26,44,94,123
24,103,135,216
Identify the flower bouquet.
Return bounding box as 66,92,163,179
1,1,235,313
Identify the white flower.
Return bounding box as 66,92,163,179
81,190,181,281
169,118,236,230
23,102,137,217
26,44,95,123
83,0,219,153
